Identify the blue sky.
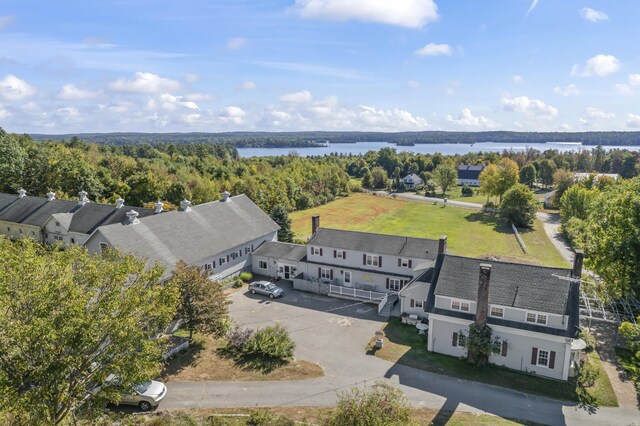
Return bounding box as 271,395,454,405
1,0,639,133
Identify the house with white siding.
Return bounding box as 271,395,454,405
457,165,485,186
402,173,423,190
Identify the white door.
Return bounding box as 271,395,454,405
344,271,352,287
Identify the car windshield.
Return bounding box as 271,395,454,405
133,381,152,394
265,284,276,290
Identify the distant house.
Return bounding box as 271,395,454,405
402,173,423,190
457,165,485,187
573,173,619,182
399,252,584,381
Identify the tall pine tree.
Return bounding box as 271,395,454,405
271,204,294,242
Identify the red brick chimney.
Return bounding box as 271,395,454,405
476,264,491,326
311,215,320,235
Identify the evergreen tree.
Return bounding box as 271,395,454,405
271,204,295,242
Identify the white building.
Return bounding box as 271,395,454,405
457,165,485,187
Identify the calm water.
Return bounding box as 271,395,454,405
237,141,640,158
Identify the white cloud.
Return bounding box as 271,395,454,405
414,43,452,57
183,92,212,101
0,75,36,101
501,95,558,119
109,72,181,93
227,37,248,50
579,8,608,22
407,80,421,89
218,106,247,124
625,113,640,128
0,105,11,119
526,0,538,16
292,0,438,29
280,90,313,103
446,108,496,129
585,107,614,120
512,75,524,84
553,84,580,97
0,15,15,30
237,81,257,90
571,54,621,77
615,84,633,96
57,84,99,100
629,74,640,86
146,93,200,112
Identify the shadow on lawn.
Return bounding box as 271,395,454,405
161,340,204,379
216,346,289,374
464,211,511,234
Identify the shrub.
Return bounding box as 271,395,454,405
461,184,473,196
323,381,411,426
232,277,244,288
239,272,253,282
226,324,254,352
580,328,597,352
248,409,295,426
578,361,600,388
244,323,295,360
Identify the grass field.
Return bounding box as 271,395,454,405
291,193,568,267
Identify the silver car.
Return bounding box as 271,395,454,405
248,280,284,299
119,380,167,411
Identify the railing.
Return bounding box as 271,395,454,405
328,284,387,302
378,293,389,314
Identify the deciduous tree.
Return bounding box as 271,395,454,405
519,163,537,188
432,164,458,196
480,158,519,201
499,183,539,227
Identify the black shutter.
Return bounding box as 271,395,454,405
452,332,458,347
398,258,401,267
343,251,346,260
320,248,323,256
226,255,229,262
501,341,508,357
212,260,216,268
408,259,412,268
330,269,334,279
549,351,556,369
334,250,337,258
363,254,367,265
531,348,538,365
423,301,428,312
379,256,382,268
318,267,321,278
386,278,390,289
410,299,415,308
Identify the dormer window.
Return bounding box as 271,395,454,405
490,306,504,318
526,312,547,325
311,247,322,256
451,299,470,312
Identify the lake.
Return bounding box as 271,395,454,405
237,141,640,158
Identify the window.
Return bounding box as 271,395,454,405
526,312,547,325
492,340,501,354
410,299,423,309
6,227,9,232
344,271,351,283
245,247,251,254
320,268,331,279
204,263,212,271
55,221,60,227
453,333,466,347
537,349,549,367
451,300,470,312
336,250,344,259
71,238,75,243
386,278,401,291
219,257,227,266
365,254,379,267
258,260,268,270
99,242,108,252
400,258,409,267
311,247,322,256
490,306,504,318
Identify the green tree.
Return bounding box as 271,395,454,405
271,204,294,243
370,167,388,189
559,185,596,224
432,164,458,196
172,260,230,340
393,166,402,192
499,183,539,227
0,132,28,193
480,158,519,201
553,169,575,201
538,159,557,187
0,238,178,424
324,381,411,426
519,163,537,188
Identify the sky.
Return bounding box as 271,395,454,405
1,0,639,134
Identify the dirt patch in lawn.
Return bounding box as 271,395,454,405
162,334,324,382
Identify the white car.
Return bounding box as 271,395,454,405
119,380,167,411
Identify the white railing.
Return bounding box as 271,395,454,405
378,293,389,314
328,284,387,302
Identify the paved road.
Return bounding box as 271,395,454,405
161,285,639,425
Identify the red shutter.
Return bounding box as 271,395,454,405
320,248,323,256
330,269,334,280
386,278,390,289
363,254,367,265
531,348,538,365
343,251,346,260
334,250,337,258
410,299,415,308
501,341,508,357
549,351,556,369
379,256,382,268
452,332,458,347
408,259,412,268
398,258,401,267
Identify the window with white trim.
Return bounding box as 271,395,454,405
490,306,504,318
204,263,212,271
55,221,60,227
311,247,321,256
245,247,251,254
336,251,344,259
458,333,466,347
388,278,402,291
365,254,379,267
258,260,268,270
537,349,550,367
414,300,423,309
400,258,409,267
219,257,227,266
451,299,470,312
526,312,547,325
492,340,501,354
320,268,331,279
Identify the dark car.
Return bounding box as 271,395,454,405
248,280,284,298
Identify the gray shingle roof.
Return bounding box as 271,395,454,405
309,228,439,260
92,195,279,275
67,203,156,234
0,193,18,212
253,241,307,262
458,165,485,180
21,199,79,226
434,254,573,315
0,196,49,223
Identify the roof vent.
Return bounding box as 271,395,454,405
154,201,164,214
221,191,230,202
180,199,191,212
17,188,26,198
78,190,89,206
126,209,139,224
46,192,56,201
115,198,125,209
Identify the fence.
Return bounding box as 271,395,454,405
328,284,387,303
511,222,527,253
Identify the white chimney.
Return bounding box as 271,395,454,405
126,209,140,224
46,192,56,201
78,190,89,206
221,191,230,202
154,201,164,214
180,199,191,212
115,198,125,209
17,188,26,198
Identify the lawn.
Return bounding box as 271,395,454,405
291,193,568,267
162,333,323,382
368,318,617,406
424,185,496,205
